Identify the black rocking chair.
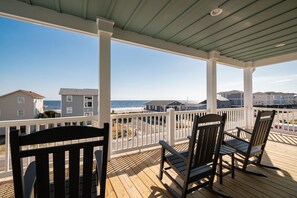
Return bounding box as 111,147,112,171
224,110,279,177
159,113,228,198
10,124,109,198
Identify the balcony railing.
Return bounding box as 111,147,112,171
254,107,297,135
0,107,268,178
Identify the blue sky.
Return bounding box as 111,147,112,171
0,16,296,101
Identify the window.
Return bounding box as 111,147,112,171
66,95,73,102
84,96,93,108
17,110,25,117
66,107,72,114
17,97,25,104
84,112,93,116
84,101,93,108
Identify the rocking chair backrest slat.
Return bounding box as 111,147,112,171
250,111,276,147
188,114,227,169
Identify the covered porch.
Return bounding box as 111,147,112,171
1,0,297,197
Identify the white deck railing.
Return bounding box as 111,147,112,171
110,112,168,155
253,107,297,135
217,108,245,130
0,107,250,178
174,110,208,142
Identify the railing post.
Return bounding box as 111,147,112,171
167,108,175,146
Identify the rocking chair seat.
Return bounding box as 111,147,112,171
224,139,262,156
166,151,213,182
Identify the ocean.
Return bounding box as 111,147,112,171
44,100,148,110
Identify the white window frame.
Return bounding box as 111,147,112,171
84,96,93,108
66,95,73,102
17,110,25,117
66,107,72,114
17,97,25,104
84,112,93,116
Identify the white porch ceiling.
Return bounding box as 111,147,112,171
1,0,297,68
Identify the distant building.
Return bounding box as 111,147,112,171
218,90,244,107
199,95,231,109
253,92,296,107
0,90,44,121
145,100,184,112
59,88,98,117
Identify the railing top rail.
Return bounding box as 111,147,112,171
0,116,98,127
217,107,245,111
111,111,168,118
174,110,209,115
253,107,297,111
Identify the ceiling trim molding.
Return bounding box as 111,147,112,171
253,51,297,67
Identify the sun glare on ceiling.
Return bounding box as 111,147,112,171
275,43,286,47
210,8,223,16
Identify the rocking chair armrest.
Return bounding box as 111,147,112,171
24,161,36,198
236,127,252,135
159,140,187,161
223,132,250,144
95,150,103,183
187,136,198,143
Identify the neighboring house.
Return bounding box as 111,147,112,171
145,100,185,112
199,95,231,109
218,90,244,108
59,88,98,117
253,92,296,107
0,90,44,121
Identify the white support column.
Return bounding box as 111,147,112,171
206,51,219,113
97,17,114,128
244,62,254,129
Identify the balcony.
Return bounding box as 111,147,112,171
1,108,297,197
1,133,297,197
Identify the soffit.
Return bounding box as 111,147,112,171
11,0,297,62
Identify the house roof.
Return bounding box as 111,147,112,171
199,95,230,104
145,100,183,106
218,90,243,94
254,91,296,95
0,90,44,99
59,88,98,96
1,0,297,67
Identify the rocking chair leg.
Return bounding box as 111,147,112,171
159,148,165,180
230,166,267,177
207,186,231,198
163,183,180,198
243,169,267,177
258,163,280,170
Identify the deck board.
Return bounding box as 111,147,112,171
1,134,297,198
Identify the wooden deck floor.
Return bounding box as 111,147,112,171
1,132,297,198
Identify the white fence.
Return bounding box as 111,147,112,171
0,107,251,178
253,107,297,135
217,108,245,130
110,112,168,154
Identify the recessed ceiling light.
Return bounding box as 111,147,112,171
275,43,286,47
210,8,223,16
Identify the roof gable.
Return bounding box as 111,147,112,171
145,100,183,106
0,90,44,99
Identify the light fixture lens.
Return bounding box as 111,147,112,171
275,43,285,47
210,8,223,16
